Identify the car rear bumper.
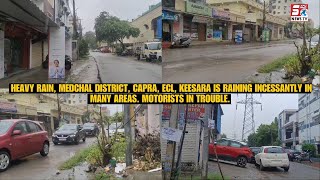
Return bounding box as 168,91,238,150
261,159,289,167
52,136,76,143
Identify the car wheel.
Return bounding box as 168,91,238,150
237,156,247,168
158,56,162,63
259,160,265,171
283,167,289,172
40,142,49,156
83,137,86,142
74,138,79,145
0,151,11,172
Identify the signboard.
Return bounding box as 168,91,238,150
162,104,205,120
161,127,183,142
0,26,4,79
186,1,211,16
49,27,65,79
212,8,230,20
208,119,215,129
262,29,270,42
290,4,308,22
192,16,210,24
162,11,179,21
235,30,243,43
0,101,17,113
213,30,222,41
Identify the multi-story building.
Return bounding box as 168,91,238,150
134,104,160,135
278,109,299,148
0,0,72,79
268,0,302,16
297,92,320,154
124,2,162,45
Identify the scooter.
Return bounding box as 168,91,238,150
171,33,191,48
295,150,312,163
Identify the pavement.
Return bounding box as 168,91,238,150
0,137,96,180
205,160,320,180
163,40,300,83
0,57,100,88
91,52,162,83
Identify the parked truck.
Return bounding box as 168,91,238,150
133,40,162,63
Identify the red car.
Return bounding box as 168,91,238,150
0,119,50,172
209,138,253,167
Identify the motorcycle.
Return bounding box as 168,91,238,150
294,150,312,163
171,33,191,48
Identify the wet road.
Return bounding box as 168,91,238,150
92,52,162,83
208,160,320,180
0,138,95,180
163,41,298,83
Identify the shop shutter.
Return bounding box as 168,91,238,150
31,41,42,68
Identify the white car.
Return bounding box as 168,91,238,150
255,146,290,171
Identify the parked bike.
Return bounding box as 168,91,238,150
294,150,313,163
171,33,191,48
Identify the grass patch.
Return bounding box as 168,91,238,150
179,173,230,180
59,146,93,170
257,54,296,73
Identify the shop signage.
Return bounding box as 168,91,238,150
162,104,205,120
162,11,179,21
212,8,230,20
192,16,210,24
213,30,222,41
186,1,211,16
235,30,243,43
0,101,17,113
49,27,65,79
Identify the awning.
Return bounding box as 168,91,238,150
0,101,17,113
0,0,58,33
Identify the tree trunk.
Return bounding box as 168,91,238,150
300,22,311,76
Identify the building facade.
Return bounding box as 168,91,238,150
268,0,302,16
162,0,287,45
0,0,72,80
278,109,299,148
134,104,160,135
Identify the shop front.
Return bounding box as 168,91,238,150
183,1,212,41
210,8,231,41
162,10,180,42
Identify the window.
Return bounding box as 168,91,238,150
273,11,276,14
14,122,28,134
217,139,229,146
284,6,287,10
284,12,286,14
72,95,75,98
278,12,280,14
27,122,39,133
278,6,280,9
230,141,241,148
278,1,280,3
69,100,71,104
285,0,287,2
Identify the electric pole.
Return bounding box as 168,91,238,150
263,0,266,30
164,104,179,180
201,104,210,179
72,0,78,39
236,94,262,141
124,104,133,166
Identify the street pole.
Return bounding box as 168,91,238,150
72,0,77,39
201,105,210,180
263,0,266,30
174,104,188,180
124,104,133,166
164,104,179,180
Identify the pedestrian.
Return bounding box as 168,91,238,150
49,59,64,79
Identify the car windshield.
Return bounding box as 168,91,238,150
0,121,14,135
59,124,77,130
147,43,161,50
266,147,285,153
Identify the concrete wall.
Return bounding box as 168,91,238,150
125,5,161,43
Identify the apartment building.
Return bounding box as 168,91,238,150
278,109,299,148
268,0,302,16
0,0,72,79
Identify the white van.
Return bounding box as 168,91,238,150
134,41,162,62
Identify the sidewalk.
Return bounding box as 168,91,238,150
0,57,98,88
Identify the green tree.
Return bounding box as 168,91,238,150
247,133,257,147
79,39,89,58
94,11,140,51
302,143,316,157
84,31,98,49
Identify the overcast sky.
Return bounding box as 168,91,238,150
304,0,320,27
221,94,298,140
74,0,160,32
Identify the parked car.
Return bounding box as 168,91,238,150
284,149,300,161
52,124,86,145
0,119,50,172
255,146,290,171
83,123,99,136
209,138,253,168
250,147,261,163
100,48,111,53
309,35,319,48
42,55,72,70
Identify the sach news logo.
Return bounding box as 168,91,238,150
291,4,308,22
